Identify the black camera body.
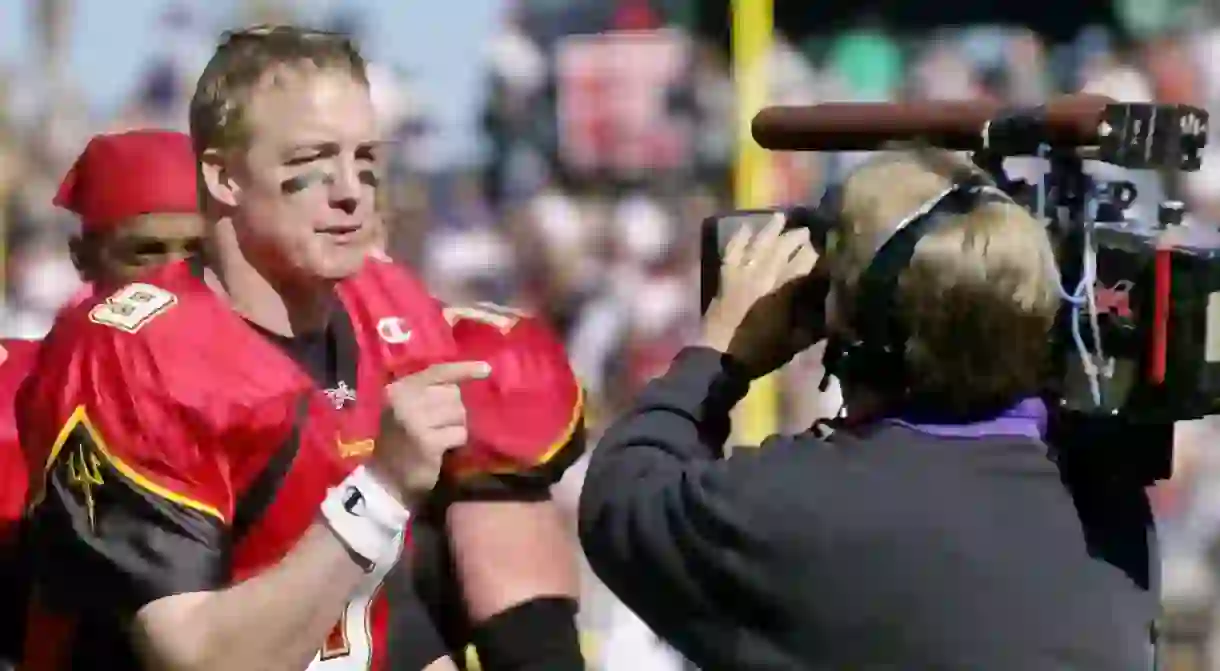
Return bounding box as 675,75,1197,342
1057,208,1220,423
701,102,1215,481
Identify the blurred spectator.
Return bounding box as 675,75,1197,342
110,5,211,133
825,24,904,102
1,230,80,339
688,43,734,177
907,40,983,101
483,2,549,207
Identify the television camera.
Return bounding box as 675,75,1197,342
701,95,1213,484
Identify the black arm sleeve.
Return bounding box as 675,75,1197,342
577,346,796,653
26,421,227,619
410,503,583,671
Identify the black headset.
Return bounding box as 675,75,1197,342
819,173,1014,400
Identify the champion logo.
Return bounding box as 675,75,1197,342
324,381,357,409
342,487,365,516
377,317,412,344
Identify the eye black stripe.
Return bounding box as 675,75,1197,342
281,171,332,195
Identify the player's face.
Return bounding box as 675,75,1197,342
237,67,380,282
85,213,206,286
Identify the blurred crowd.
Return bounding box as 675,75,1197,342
7,0,1220,668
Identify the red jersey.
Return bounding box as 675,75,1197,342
0,339,39,664
439,304,586,499
0,339,39,535
19,256,457,671
342,261,586,499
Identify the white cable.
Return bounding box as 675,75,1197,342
1074,196,1107,406
1034,145,1105,407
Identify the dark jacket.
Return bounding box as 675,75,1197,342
578,347,1157,670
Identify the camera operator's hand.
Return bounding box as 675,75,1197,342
700,213,820,380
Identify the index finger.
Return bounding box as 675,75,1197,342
722,224,753,269
401,360,493,387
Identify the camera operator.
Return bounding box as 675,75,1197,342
578,149,1156,670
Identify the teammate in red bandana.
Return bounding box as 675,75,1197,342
59,129,208,295
4,128,205,529
19,25,582,671
0,130,205,668
56,129,208,303
5,128,204,526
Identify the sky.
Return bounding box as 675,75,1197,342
0,0,505,167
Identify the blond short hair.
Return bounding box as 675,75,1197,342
832,149,1060,412
189,25,368,155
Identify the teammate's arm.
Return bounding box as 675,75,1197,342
447,500,583,671
437,306,587,671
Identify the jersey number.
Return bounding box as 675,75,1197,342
89,283,177,333
442,302,527,333
319,596,368,663
311,537,399,670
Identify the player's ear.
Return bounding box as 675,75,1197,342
199,149,240,208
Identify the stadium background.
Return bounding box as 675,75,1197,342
4,0,1220,668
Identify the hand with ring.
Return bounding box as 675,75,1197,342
699,213,821,380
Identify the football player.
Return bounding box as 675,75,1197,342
19,26,484,671
406,303,586,671
0,129,205,668
354,206,587,671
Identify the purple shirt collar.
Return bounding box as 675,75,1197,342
890,397,1047,440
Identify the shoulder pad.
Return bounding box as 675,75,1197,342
443,307,585,490
339,258,458,378
46,278,308,414
62,262,200,340
86,282,179,334
23,270,310,523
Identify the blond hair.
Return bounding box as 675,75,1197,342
832,149,1060,412
189,25,368,156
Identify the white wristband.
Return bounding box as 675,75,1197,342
320,466,411,572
